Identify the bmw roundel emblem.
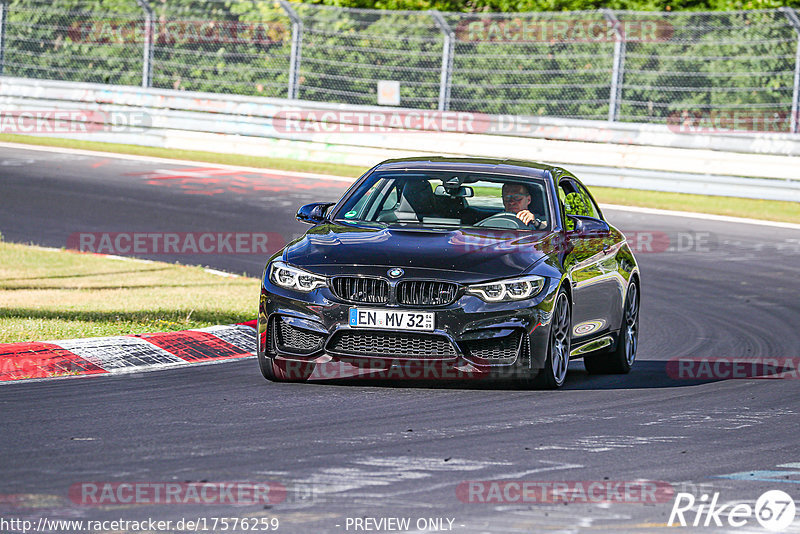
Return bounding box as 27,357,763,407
388,268,404,278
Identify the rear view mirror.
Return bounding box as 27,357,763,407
434,185,473,198
296,202,335,224
566,215,610,236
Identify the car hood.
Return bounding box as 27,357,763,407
283,222,555,281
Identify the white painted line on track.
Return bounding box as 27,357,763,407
3,140,795,228
204,268,240,277
104,254,155,263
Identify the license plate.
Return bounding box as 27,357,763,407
349,308,435,331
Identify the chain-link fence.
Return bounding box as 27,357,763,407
2,0,799,132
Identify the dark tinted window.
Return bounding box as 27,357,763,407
334,171,551,231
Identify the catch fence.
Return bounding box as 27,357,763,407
2,1,799,131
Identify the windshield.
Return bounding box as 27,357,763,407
333,171,551,231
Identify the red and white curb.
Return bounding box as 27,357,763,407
0,321,257,383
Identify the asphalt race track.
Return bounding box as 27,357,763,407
1,144,799,533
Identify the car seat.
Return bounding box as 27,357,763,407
381,180,437,222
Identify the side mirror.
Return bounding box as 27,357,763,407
434,185,473,198
296,202,334,224
566,215,610,236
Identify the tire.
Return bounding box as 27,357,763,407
259,352,314,382
258,324,314,383
584,279,639,375
258,350,278,380
530,289,571,389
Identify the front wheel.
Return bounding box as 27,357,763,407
258,350,278,380
530,289,571,389
584,280,639,375
259,352,315,382
258,327,314,383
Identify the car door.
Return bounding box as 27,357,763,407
558,177,623,343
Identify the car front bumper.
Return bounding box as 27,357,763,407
257,275,559,381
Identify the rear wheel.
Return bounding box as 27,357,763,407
584,280,639,375
530,289,571,389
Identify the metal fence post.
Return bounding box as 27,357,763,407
0,0,7,77
430,10,454,112
135,0,154,88
780,7,800,134
279,0,302,100
602,9,626,122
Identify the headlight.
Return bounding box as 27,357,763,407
269,261,327,292
466,275,545,302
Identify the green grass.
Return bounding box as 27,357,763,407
0,241,260,343
2,133,797,224
590,187,799,224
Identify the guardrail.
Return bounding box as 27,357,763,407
0,77,798,202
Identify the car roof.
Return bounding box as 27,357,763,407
373,157,556,180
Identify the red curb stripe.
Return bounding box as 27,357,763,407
0,323,257,383
0,342,106,381
238,319,257,329
138,330,251,362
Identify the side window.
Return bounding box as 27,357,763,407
357,179,393,221
574,183,601,220
379,186,399,212
557,184,567,211
558,180,575,230
349,180,382,218
559,179,600,230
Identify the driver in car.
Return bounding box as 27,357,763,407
502,183,545,228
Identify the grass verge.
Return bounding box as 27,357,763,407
590,187,799,224
0,241,260,343
2,133,797,224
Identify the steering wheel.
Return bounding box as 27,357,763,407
475,212,544,230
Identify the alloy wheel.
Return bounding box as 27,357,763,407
624,283,639,366
551,292,571,386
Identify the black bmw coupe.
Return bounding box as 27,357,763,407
257,157,640,388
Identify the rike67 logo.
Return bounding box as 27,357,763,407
668,490,796,531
